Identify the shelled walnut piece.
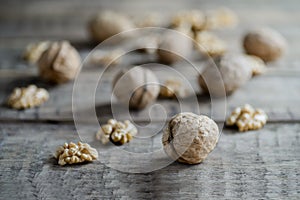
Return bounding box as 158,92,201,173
226,104,268,132
96,119,137,145
23,41,51,64
54,142,98,166
7,85,49,109
159,79,189,99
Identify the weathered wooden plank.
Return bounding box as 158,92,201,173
0,122,299,199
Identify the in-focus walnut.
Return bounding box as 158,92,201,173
38,41,81,84
162,112,219,164
204,7,238,30
54,141,98,166
96,119,137,145
113,66,160,110
23,41,51,64
89,11,135,42
159,79,189,99
7,85,49,110
89,49,124,67
226,104,268,132
244,55,266,76
243,28,287,62
195,31,227,57
198,54,253,97
157,31,193,64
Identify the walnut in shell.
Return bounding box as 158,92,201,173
38,41,81,84
243,28,287,62
54,142,98,166
23,41,51,64
7,85,49,110
113,66,160,110
198,54,253,97
89,11,135,42
162,112,219,164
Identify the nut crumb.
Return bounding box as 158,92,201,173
159,79,189,99
226,104,268,132
7,85,49,110
54,141,98,166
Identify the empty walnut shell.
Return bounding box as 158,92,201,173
89,11,135,42
162,112,219,164
38,41,81,84
243,28,287,62
112,66,160,110
198,54,253,97
157,31,193,64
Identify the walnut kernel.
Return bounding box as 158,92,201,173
159,79,189,99
23,41,51,64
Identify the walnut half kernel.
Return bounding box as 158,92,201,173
7,85,49,110
226,104,268,132
54,142,98,166
96,119,137,145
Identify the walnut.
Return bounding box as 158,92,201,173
96,119,137,145
162,112,219,164
134,35,160,54
226,104,268,132
195,31,227,57
23,41,51,64
113,66,160,110
89,49,124,67
157,31,193,64
37,41,81,84
171,10,206,31
243,28,287,62
134,13,164,28
244,55,266,76
159,79,189,99
89,11,135,42
54,142,98,166
204,7,238,30
198,54,253,97
7,85,49,110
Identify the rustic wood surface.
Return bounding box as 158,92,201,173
0,0,300,199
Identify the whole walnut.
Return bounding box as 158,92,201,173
198,54,252,97
162,112,219,164
89,11,135,42
157,31,193,64
112,66,160,110
243,28,287,62
38,41,81,84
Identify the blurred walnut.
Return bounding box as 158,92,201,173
113,66,160,110
23,41,51,64
162,112,219,164
134,12,164,28
159,79,189,99
198,54,253,97
89,11,135,42
226,104,268,132
244,55,266,76
37,41,81,84
54,142,98,166
96,119,137,145
243,28,287,62
195,31,227,57
89,49,124,67
171,10,206,31
204,7,238,30
7,85,49,110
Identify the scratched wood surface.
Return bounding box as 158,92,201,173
0,0,300,199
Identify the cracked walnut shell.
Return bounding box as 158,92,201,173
38,41,81,84
7,85,49,109
162,112,219,164
54,142,98,166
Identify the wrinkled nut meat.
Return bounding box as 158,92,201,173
89,11,135,42
89,49,124,66
96,119,137,145
7,85,49,110
23,41,51,64
199,54,253,97
162,112,219,164
113,66,160,110
38,41,81,84
159,79,189,99
226,104,268,132
195,31,227,57
243,28,287,62
54,142,98,166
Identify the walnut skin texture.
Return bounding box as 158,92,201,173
162,112,219,164
38,41,81,84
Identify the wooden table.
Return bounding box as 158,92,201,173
0,0,299,199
